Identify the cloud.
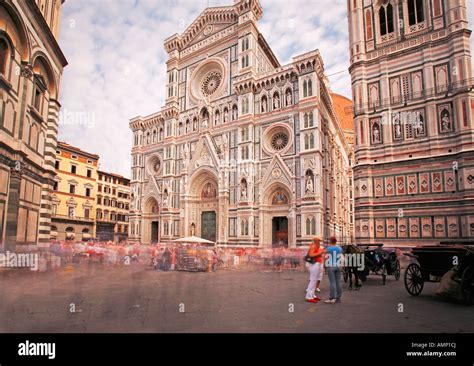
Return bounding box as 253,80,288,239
58,0,474,177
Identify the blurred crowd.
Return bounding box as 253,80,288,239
36,241,308,272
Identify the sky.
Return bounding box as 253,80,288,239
58,0,474,178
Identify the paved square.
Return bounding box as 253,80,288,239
1,264,473,333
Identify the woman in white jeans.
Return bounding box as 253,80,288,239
305,238,326,303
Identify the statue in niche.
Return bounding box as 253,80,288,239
273,94,280,109
241,180,248,199
305,174,314,194
223,109,229,123
286,92,292,106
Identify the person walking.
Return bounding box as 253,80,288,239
305,238,326,303
324,236,343,304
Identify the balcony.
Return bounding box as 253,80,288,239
51,214,94,224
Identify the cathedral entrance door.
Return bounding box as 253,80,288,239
151,221,159,243
201,211,217,242
272,217,288,248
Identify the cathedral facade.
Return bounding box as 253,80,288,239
129,0,353,247
348,0,474,245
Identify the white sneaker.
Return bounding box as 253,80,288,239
324,299,336,304
316,288,321,293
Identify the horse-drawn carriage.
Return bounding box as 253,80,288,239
342,243,401,287
404,243,474,304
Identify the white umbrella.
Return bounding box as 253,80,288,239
173,236,215,245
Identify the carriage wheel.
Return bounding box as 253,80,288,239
382,264,387,286
394,260,401,281
461,266,474,305
404,263,424,296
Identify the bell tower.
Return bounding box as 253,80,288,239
347,0,474,245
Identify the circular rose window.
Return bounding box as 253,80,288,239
190,59,226,102
263,123,293,155
271,132,289,151
201,71,222,97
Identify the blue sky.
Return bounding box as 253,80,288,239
58,0,474,177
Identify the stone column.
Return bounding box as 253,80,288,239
5,165,23,251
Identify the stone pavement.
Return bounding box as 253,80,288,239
0,264,472,333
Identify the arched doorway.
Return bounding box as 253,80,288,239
261,184,293,248
187,169,219,242
143,197,159,243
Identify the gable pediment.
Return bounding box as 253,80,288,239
261,154,294,190
167,7,238,52
189,134,221,173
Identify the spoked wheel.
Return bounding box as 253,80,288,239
382,264,387,286
394,260,401,281
461,266,474,305
404,263,424,296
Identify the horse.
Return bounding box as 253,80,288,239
343,244,362,290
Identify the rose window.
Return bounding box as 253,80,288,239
271,132,289,151
201,71,222,97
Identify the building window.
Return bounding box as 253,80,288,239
241,55,249,68
306,217,316,236
69,184,76,194
71,165,77,174
68,206,75,218
86,169,92,178
84,208,90,219
241,36,249,51
408,0,424,26
33,86,42,112
0,38,8,76
303,79,313,98
85,188,91,197
53,181,58,191
379,3,394,36
433,0,442,17
365,10,373,40
55,160,60,169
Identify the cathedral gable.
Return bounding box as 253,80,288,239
189,134,221,174
261,154,294,190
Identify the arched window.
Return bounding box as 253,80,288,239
309,112,314,127
408,0,424,26
185,119,190,132
304,113,309,128
379,3,394,36
152,129,157,142
306,217,316,236
159,128,164,140
365,10,373,40
307,79,313,96
303,80,308,98
0,38,9,76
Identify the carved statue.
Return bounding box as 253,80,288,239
273,95,280,109
305,175,314,194
286,92,292,106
